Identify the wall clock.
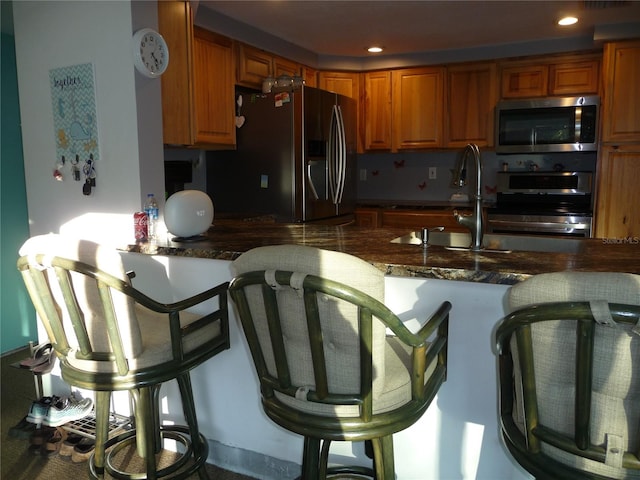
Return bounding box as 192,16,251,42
132,28,169,78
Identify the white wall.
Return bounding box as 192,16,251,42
12,0,164,239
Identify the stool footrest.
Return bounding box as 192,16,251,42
88,425,208,480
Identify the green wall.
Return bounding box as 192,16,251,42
1,22,37,353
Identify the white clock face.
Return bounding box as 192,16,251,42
133,29,169,78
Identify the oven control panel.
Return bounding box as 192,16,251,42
496,171,592,195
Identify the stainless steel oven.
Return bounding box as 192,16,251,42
487,171,593,237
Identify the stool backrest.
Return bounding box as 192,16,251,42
497,272,640,479
231,245,389,414
18,234,142,375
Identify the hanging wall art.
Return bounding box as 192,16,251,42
49,62,99,194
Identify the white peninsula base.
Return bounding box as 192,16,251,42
39,252,531,480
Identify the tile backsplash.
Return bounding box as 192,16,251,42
356,150,596,204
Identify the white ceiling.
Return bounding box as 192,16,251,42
198,0,640,58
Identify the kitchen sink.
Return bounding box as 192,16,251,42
390,230,585,254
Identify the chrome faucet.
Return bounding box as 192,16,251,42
453,143,484,251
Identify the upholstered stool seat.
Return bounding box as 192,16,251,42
18,234,230,480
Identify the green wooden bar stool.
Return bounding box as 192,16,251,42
18,234,230,480
229,245,451,479
496,272,640,480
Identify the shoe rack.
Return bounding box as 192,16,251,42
13,342,131,440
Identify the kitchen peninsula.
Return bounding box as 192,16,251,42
127,219,640,284
119,220,639,480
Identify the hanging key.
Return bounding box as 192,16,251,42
85,154,96,187
71,154,81,181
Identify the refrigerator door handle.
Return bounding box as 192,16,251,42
329,105,347,205
306,162,320,200
328,106,338,203
335,105,346,205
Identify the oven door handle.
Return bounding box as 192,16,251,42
488,219,591,231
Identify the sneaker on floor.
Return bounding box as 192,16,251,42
26,396,57,424
43,397,93,427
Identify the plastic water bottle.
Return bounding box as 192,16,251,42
144,193,159,239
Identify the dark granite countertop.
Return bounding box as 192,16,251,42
125,221,640,285
357,200,478,209
358,199,495,210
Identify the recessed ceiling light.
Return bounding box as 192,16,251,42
558,16,578,26
367,46,384,53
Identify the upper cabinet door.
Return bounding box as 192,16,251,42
236,44,273,89
158,2,235,148
318,72,363,152
601,40,640,144
446,62,497,148
158,0,194,145
273,55,300,78
501,65,548,98
364,71,392,150
303,67,318,88
549,60,599,95
319,72,359,99
392,67,445,150
236,44,303,90
500,54,601,99
192,28,235,146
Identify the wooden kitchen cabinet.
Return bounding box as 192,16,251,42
594,145,640,238
364,71,392,150
319,72,360,99
356,207,471,231
548,60,599,96
601,40,640,144
191,28,235,146
392,67,445,150
319,71,363,152
236,43,302,89
363,67,445,152
303,67,318,88
501,64,548,98
354,208,382,228
236,44,272,88
446,62,497,148
594,40,640,239
273,56,300,78
500,54,600,99
158,2,235,147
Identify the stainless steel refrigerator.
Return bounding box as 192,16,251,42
206,86,357,223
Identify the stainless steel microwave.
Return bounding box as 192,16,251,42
495,96,599,153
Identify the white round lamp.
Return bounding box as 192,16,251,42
164,190,214,240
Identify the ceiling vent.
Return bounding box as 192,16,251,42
583,1,630,8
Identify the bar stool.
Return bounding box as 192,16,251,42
18,234,230,479
229,245,451,479
496,272,640,479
